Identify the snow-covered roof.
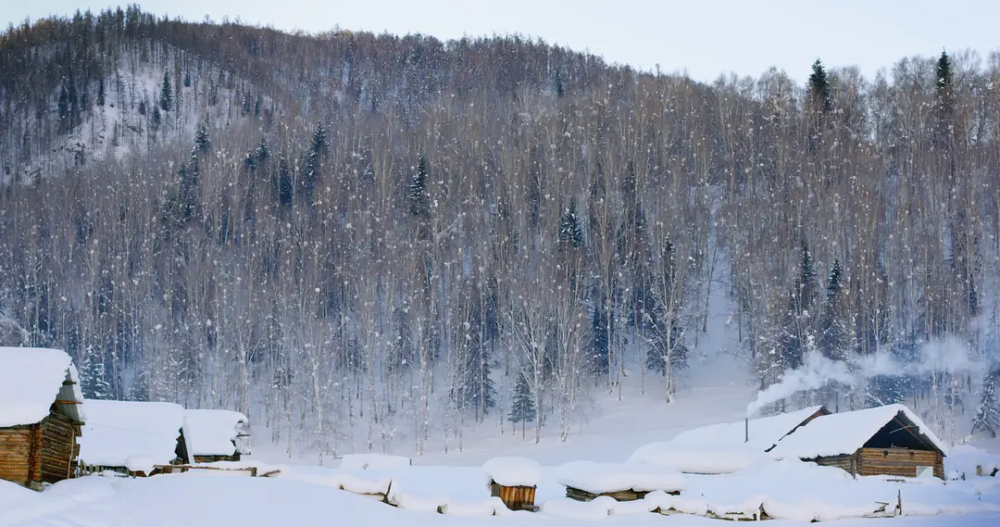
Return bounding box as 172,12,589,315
557,461,686,494
627,444,769,474
668,406,827,452
0,347,85,427
78,400,187,468
769,404,948,459
482,456,542,487
183,409,249,457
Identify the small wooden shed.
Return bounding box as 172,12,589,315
769,404,947,479
482,456,541,511
182,409,250,463
77,400,188,477
0,347,85,489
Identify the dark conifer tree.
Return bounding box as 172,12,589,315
57,84,70,126
277,157,293,207
159,70,172,111
973,364,1000,438
808,59,832,115
409,156,430,218
558,199,585,248
96,77,105,107
509,373,536,439
588,298,610,375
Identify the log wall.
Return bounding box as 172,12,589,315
491,481,536,511
858,448,944,480
39,410,78,484
0,428,32,485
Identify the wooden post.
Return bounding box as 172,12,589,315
896,490,902,516
976,465,983,477
744,417,749,443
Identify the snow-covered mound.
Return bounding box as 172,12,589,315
482,456,542,487
669,405,827,452
340,453,412,471
0,347,81,427
183,409,249,458
78,399,186,469
628,443,768,474
556,461,686,494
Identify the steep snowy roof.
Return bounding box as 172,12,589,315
668,406,828,452
78,400,187,468
0,347,84,427
769,404,948,459
184,409,249,457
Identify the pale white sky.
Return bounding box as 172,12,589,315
2,1,996,82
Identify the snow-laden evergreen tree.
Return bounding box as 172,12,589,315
79,345,112,399
808,59,832,115
277,157,293,207
194,125,211,154
159,70,172,111
972,364,1000,437
409,156,430,218
299,124,327,206
509,372,536,439
588,298,610,375
558,199,584,248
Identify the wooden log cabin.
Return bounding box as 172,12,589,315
768,404,947,479
490,480,537,511
181,409,250,463
0,347,86,489
77,400,189,477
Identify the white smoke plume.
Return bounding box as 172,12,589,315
747,336,982,417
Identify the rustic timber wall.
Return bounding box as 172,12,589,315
813,453,857,475
39,410,78,484
858,448,944,479
0,427,33,485
192,453,241,463
490,481,536,510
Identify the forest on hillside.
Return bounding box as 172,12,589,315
1,6,1000,458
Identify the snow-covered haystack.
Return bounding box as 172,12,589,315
628,443,769,474
557,461,685,501
340,453,411,471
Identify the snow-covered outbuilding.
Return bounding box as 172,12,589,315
78,400,188,476
482,457,542,511
626,406,830,474
669,405,830,452
0,347,85,489
182,409,250,463
768,404,947,479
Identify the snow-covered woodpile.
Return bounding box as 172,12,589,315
0,347,85,489
77,400,188,476
768,404,948,479
182,409,250,463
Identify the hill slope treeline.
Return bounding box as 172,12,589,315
2,6,1000,455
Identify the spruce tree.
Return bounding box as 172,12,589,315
808,59,832,115
194,125,211,153
277,157,293,207
79,345,112,399
159,70,172,111
973,364,1000,438
58,84,69,126
409,156,430,218
96,77,105,107
509,373,537,439
151,104,161,129
556,70,565,98
589,299,610,375
558,199,585,248
183,69,191,88
300,124,326,206
935,50,955,147
798,239,818,311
